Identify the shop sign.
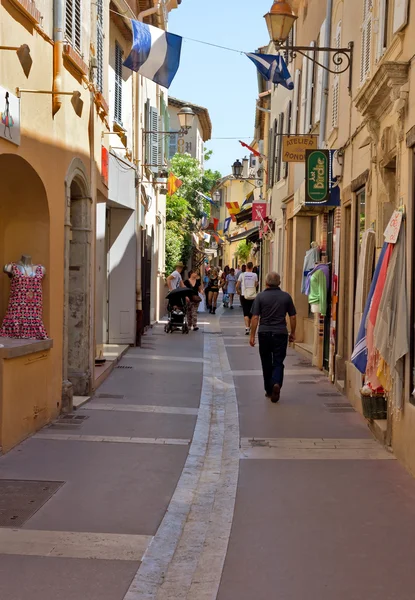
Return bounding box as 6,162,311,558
384,209,403,244
282,135,317,162
305,149,330,204
101,145,109,187
252,202,267,221
0,86,20,146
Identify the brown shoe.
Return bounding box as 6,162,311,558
271,384,281,403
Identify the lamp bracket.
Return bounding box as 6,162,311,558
143,129,188,138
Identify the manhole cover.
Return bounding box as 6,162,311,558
324,402,352,408
96,393,124,399
116,365,133,369
327,407,356,413
58,414,89,421
0,480,64,527
318,393,344,398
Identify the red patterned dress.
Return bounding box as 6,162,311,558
0,264,48,339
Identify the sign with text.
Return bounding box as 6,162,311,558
252,202,267,221
0,86,20,146
305,149,330,204
282,135,317,162
384,209,403,244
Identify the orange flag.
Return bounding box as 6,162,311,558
226,201,240,215
167,173,183,196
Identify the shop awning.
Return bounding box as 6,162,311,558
229,226,259,243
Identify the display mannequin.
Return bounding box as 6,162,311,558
0,255,48,339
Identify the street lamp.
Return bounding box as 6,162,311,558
213,190,221,204
264,0,297,45
177,105,195,134
232,159,243,178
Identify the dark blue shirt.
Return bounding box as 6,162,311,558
251,287,296,334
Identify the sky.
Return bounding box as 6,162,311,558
168,0,273,177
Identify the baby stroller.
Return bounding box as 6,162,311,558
165,287,193,334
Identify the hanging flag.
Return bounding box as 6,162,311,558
167,173,183,196
201,215,208,229
217,221,224,235
252,202,267,221
239,141,265,159
242,191,254,207
226,201,240,216
203,232,211,243
224,217,231,233
230,214,237,222
246,53,294,89
123,21,182,88
196,191,218,206
213,218,219,231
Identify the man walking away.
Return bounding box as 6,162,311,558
237,262,258,335
250,272,296,403
167,262,186,291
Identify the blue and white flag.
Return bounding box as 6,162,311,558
246,53,294,90
224,217,231,233
196,191,218,206
123,21,182,89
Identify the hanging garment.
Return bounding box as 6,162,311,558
374,226,409,410
354,229,376,339
351,243,388,374
301,247,320,294
308,269,327,316
304,263,330,295
0,264,48,340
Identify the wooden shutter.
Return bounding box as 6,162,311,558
275,112,284,184
299,56,308,134
331,21,341,130
114,43,123,124
150,106,159,172
96,0,104,92
291,69,301,134
360,0,373,84
314,21,326,124
305,41,315,133
269,121,277,188
283,101,291,179
393,0,409,34
65,0,82,53
145,99,151,165
159,95,166,165
267,127,272,188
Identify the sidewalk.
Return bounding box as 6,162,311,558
2,306,415,599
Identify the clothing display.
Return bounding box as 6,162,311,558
304,263,330,295
301,246,320,294
308,269,327,316
354,229,376,340
0,263,48,339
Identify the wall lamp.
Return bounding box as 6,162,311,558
231,158,258,187
143,105,195,138
16,88,83,117
0,44,32,77
265,1,353,87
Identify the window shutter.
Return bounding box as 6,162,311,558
314,21,326,124
275,112,284,184
65,0,82,53
150,106,159,172
360,0,373,84
159,95,166,165
145,99,151,165
96,0,103,92
114,43,123,124
267,127,273,188
169,133,178,160
331,76,339,129
305,41,315,133
393,0,409,34
283,101,291,179
299,56,308,134
377,0,387,59
291,69,301,134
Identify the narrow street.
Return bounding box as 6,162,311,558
1,304,415,599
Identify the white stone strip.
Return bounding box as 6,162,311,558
123,355,208,364
34,433,190,446
123,311,240,600
231,368,319,377
240,437,395,460
0,529,152,561
83,404,199,416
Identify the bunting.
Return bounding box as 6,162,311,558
226,201,240,216
167,173,183,196
224,217,231,233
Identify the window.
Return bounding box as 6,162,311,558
96,0,103,92
268,119,277,188
65,0,82,53
149,106,159,171
283,101,291,179
314,20,326,124
291,69,301,134
360,0,373,84
275,112,284,184
377,0,390,59
169,133,178,160
331,22,341,130
114,43,123,125
305,41,316,132
299,56,308,133
356,187,366,251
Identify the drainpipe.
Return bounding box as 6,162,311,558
138,2,160,22
52,0,63,115
318,0,333,148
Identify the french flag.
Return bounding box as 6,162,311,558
123,21,182,89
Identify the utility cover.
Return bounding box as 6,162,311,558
0,480,63,527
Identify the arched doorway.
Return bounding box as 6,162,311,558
64,160,92,397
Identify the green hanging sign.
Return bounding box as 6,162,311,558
305,149,330,204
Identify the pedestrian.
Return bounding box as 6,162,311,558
222,265,230,307
226,268,237,309
235,264,242,279
184,270,203,331
208,268,221,314
250,272,296,403
236,262,258,334
167,261,186,291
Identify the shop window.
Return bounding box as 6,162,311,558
114,42,123,125
377,0,390,59
65,0,82,54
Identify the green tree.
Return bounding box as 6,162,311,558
235,241,252,264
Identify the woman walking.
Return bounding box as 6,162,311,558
208,268,221,314
226,268,237,309
184,270,203,331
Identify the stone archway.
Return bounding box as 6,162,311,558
63,159,92,398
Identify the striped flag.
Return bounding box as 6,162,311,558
224,217,231,233
167,173,183,196
123,21,182,88
246,53,294,89
226,201,240,216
